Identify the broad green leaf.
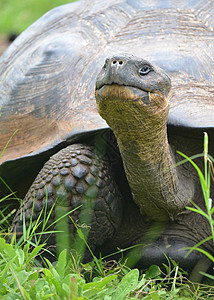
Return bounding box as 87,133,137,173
62,282,70,296
112,269,139,300
0,259,15,286
0,239,19,264
16,248,25,265
50,276,62,295
14,270,29,286
56,249,67,278
83,287,107,298
26,244,44,263
150,292,160,300
69,276,78,299
42,268,53,280
83,274,117,290
146,265,161,279
28,272,39,281
135,274,146,290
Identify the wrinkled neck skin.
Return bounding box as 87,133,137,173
98,92,194,221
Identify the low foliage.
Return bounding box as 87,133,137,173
0,0,77,35
177,133,214,281
1,238,214,299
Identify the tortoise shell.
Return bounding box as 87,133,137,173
0,0,213,199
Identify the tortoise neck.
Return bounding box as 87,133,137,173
115,118,190,221
97,91,193,221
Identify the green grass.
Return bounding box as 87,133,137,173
0,0,77,35
177,133,214,282
1,234,214,299
1,133,214,298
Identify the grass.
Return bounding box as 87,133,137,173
1,232,214,299
1,227,214,299
0,0,77,35
177,133,214,282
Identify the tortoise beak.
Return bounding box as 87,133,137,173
96,84,151,105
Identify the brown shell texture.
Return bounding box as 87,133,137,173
0,0,213,165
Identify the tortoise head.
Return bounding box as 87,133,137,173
95,55,171,140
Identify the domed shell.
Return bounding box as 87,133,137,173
0,0,214,198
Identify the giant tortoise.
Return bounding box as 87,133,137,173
0,0,214,271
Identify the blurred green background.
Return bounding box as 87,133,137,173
0,0,77,35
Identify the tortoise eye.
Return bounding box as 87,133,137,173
139,65,151,76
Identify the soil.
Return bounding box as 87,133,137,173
0,35,12,56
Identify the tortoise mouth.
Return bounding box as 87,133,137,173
95,83,151,105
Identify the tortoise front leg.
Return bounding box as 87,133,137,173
11,143,123,261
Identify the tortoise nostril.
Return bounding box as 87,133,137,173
111,59,124,66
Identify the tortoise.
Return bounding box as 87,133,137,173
0,0,214,271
